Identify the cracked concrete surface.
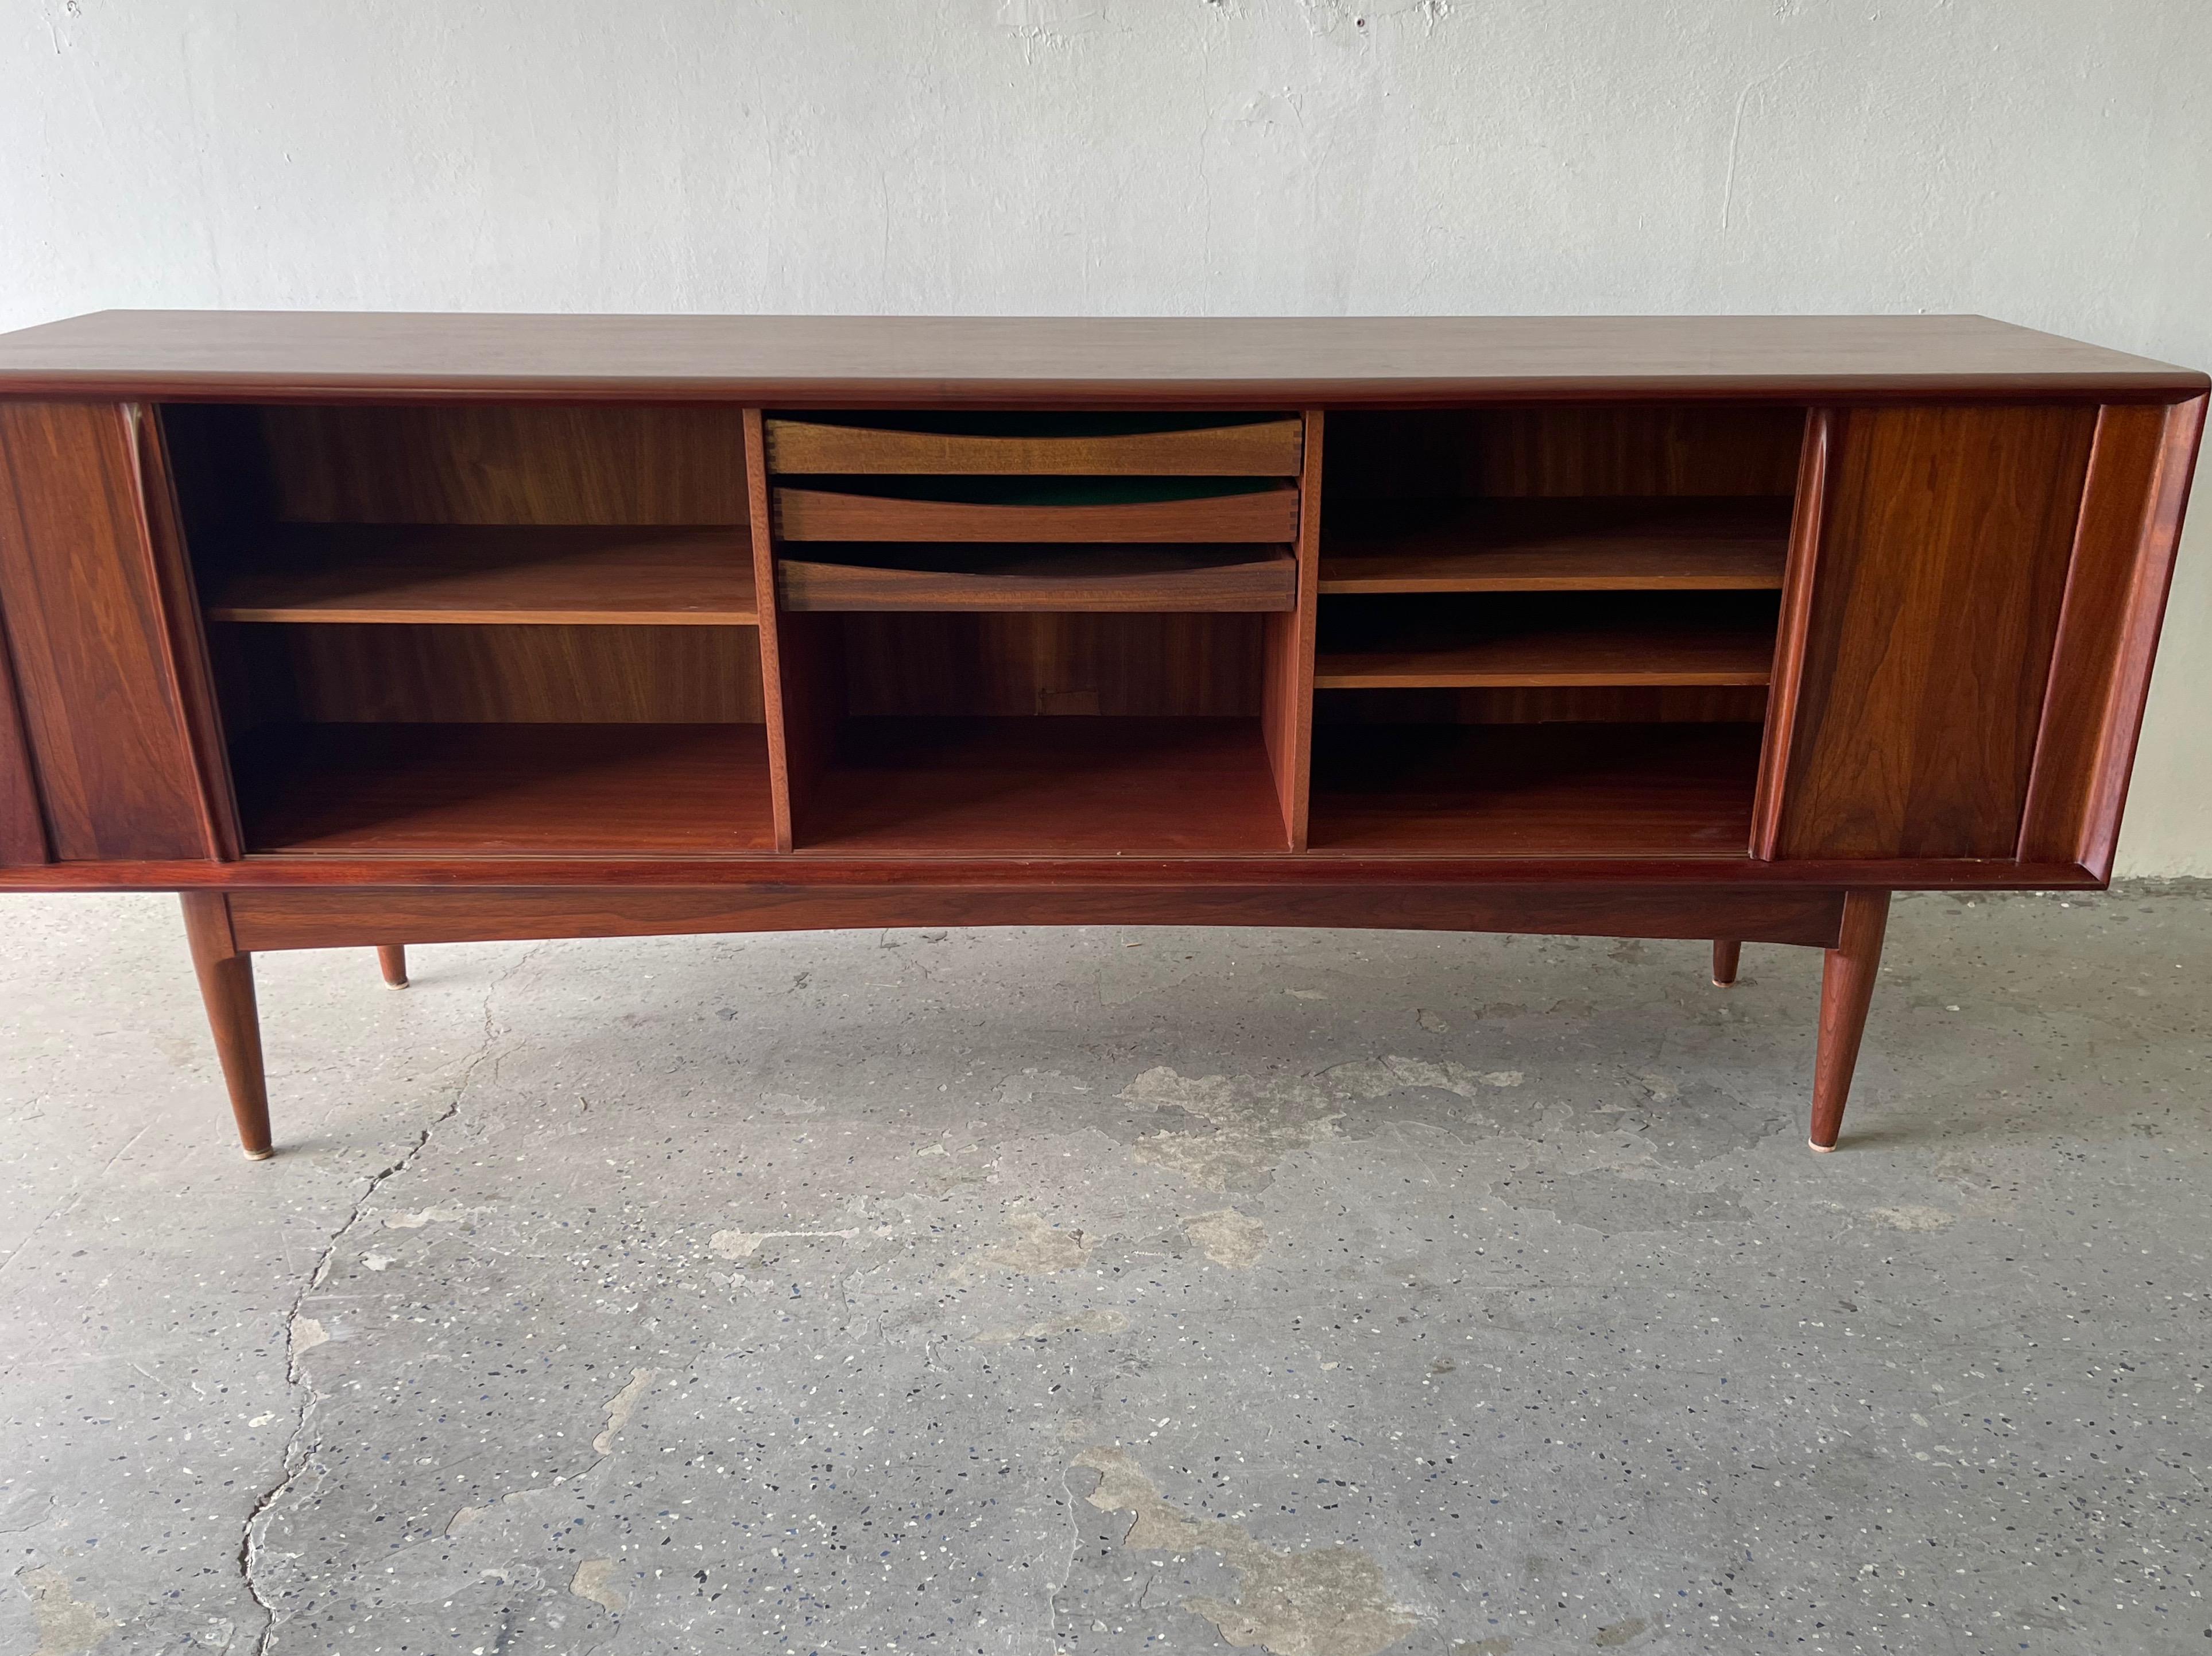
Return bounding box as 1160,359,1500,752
1,887,2209,1653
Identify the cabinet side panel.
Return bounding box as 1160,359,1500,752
2017,396,2206,875
0,401,216,861
1773,404,2095,860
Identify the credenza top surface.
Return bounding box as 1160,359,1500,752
0,311,2201,403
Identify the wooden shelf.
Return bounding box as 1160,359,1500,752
774,478,1300,544
798,717,1287,854
204,526,758,625
1315,612,1777,688
1319,497,1791,593
778,544,1296,612
766,412,1303,476
1308,722,1761,857
236,723,773,854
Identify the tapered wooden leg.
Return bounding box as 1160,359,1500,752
1809,891,1891,1153
377,945,409,988
180,893,274,1160
1711,941,1741,986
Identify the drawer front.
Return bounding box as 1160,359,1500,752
774,482,1301,544
765,415,1304,477
778,544,1297,612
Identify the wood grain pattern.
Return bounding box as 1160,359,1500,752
226,882,1850,954
0,615,45,864
765,413,1303,475
776,543,1294,612
0,401,216,861
231,622,765,725
3,312,2198,403
204,525,760,625
796,717,1286,855
246,403,750,524
376,943,409,986
1769,405,2097,860
775,479,1300,544
1262,409,1324,848
2017,395,2208,873
235,723,774,855
839,613,1264,718
1308,722,1761,857
1319,498,1789,592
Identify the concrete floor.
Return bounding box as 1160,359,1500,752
1,890,2207,1656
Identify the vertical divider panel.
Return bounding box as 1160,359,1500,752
1750,409,1834,859
2016,394,2207,876
744,408,842,852
1261,409,1322,849
132,405,242,860
743,408,796,851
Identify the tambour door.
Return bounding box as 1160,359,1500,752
1753,400,2198,869
0,400,231,864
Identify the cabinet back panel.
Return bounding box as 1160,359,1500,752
168,404,750,529
1771,404,2095,860
842,613,1263,717
1326,405,1806,505
231,624,764,725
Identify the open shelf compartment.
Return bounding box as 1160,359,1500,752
780,609,1295,853
234,723,774,856
797,715,1285,855
162,402,773,856
1315,591,1781,688
1308,718,1763,857
1301,403,1805,857
1318,497,1790,593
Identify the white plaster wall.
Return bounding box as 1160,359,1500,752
3,0,2207,870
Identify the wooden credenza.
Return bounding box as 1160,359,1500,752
0,312,2201,1158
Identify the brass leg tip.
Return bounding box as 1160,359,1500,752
243,1146,277,1161
1711,976,1733,988
1808,1138,1837,1154
385,980,409,989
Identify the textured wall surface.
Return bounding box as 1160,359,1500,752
3,0,2207,867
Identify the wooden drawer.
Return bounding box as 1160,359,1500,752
774,479,1300,543
778,544,1297,612
765,413,1303,476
